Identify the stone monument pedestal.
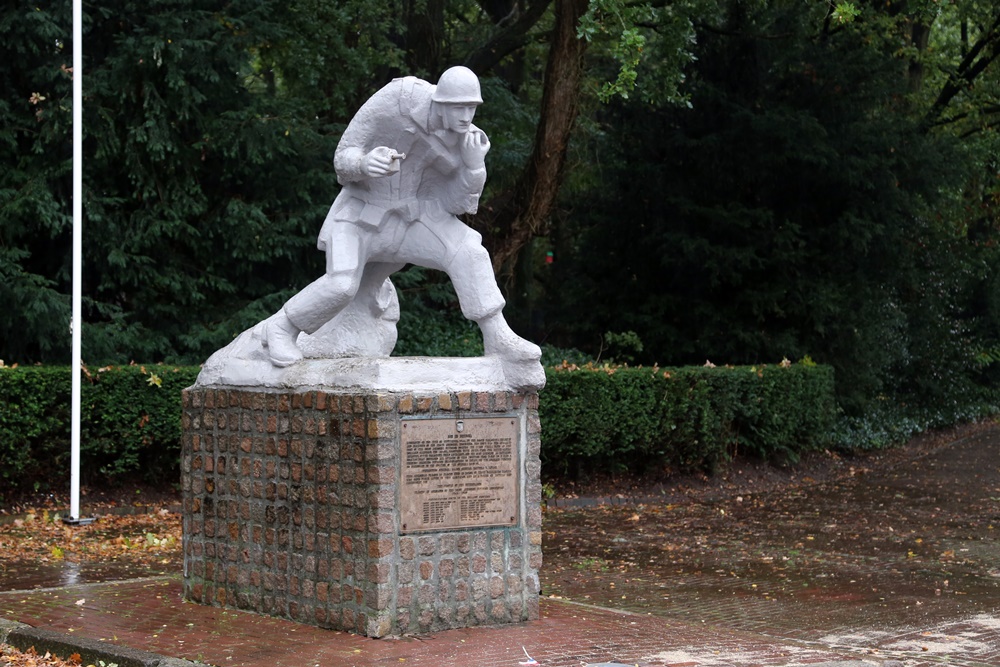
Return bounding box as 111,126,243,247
180,358,542,637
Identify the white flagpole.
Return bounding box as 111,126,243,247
70,0,84,522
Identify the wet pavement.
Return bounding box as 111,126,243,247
2,427,999,666
0,559,178,592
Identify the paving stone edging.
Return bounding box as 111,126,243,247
0,618,206,667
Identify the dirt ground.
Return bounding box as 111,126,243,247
541,420,1000,635
543,420,997,505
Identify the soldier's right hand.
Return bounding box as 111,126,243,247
363,146,405,177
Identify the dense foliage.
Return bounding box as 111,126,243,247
3,0,999,452
0,360,831,503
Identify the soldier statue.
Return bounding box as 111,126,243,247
253,66,542,389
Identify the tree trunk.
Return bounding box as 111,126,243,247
405,0,445,75
472,0,589,274
906,20,930,93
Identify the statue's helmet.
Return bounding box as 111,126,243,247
432,66,483,105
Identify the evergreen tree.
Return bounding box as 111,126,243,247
80,0,337,363
0,3,74,363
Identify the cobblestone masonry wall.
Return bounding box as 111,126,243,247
180,388,542,638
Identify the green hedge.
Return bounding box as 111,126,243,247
0,364,199,499
0,360,835,502
540,361,837,475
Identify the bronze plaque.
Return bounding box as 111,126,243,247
399,417,519,533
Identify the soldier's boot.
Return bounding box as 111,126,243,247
478,312,545,391
255,310,303,367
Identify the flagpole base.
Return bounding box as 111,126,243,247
62,516,96,527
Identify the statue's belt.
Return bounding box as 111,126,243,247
341,196,449,228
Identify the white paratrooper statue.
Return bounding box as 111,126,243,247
197,66,545,392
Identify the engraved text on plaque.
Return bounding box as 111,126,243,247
400,417,518,533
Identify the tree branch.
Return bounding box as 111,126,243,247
928,104,1000,130
960,117,1000,139
923,10,1000,129
463,0,553,74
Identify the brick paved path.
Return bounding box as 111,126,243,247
0,576,862,666
2,576,998,666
